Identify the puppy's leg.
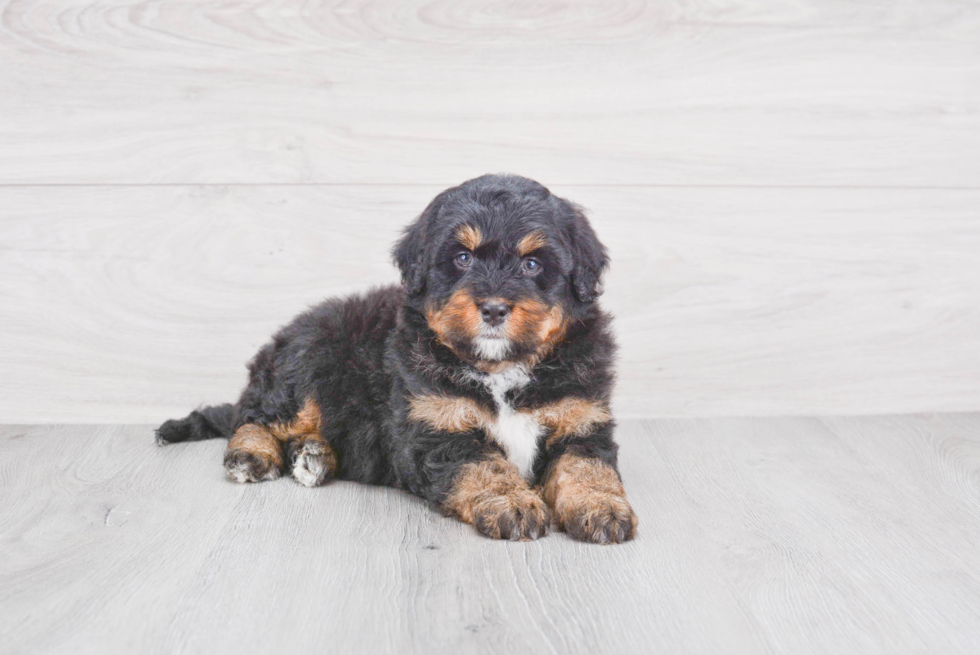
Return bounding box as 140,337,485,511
443,454,550,541
542,452,637,544
404,395,548,539
224,424,284,483
271,398,337,488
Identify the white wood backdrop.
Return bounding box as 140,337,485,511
0,0,978,422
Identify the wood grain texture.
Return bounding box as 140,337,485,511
1,185,978,422
0,0,977,186
3,416,980,654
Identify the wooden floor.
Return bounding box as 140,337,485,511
3,415,980,654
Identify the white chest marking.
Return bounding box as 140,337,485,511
471,366,542,480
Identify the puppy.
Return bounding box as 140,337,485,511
157,174,637,544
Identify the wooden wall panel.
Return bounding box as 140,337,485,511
0,0,977,186
2,185,977,421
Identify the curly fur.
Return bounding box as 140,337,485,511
156,174,636,543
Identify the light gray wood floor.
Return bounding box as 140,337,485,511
3,415,980,654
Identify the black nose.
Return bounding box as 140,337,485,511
479,300,509,327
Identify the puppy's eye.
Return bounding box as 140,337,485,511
454,252,473,268
521,258,542,275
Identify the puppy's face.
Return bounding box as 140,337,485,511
393,175,608,364
424,222,566,363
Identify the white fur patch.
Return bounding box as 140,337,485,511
470,366,542,480
226,459,279,484
292,442,329,487
228,466,251,484
473,336,511,361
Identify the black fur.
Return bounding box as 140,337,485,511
156,403,234,445
158,174,628,542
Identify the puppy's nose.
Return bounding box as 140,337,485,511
479,300,509,327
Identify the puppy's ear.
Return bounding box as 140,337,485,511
392,196,442,297
392,220,426,296
566,204,609,303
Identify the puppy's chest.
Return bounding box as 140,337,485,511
473,368,542,481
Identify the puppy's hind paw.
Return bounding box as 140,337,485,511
224,449,281,483
288,441,337,488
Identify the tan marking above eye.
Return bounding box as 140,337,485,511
516,231,547,257
455,224,483,251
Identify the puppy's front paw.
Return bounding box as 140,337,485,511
472,490,550,541
557,493,637,544
287,440,337,487
224,449,281,483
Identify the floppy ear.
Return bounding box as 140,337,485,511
566,204,609,303
392,218,427,297
392,196,443,297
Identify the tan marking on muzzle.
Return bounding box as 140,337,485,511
426,289,484,345
506,300,568,360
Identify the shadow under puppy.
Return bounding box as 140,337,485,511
157,174,637,544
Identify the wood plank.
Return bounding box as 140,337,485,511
4,417,980,653
646,414,980,653
0,422,771,655
0,0,977,186
1,184,977,422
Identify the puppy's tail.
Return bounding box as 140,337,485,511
155,403,236,446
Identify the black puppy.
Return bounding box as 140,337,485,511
157,174,637,544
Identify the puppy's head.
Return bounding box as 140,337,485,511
393,174,608,364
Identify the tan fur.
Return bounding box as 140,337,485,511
532,397,612,445
408,394,494,433
516,231,547,256
455,224,483,251
471,360,518,374
542,454,637,543
426,289,483,345
504,300,567,365
533,304,568,357
444,455,549,540
269,397,337,477
424,285,566,366
408,393,609,445
228,424,284,468
269,397,323,441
